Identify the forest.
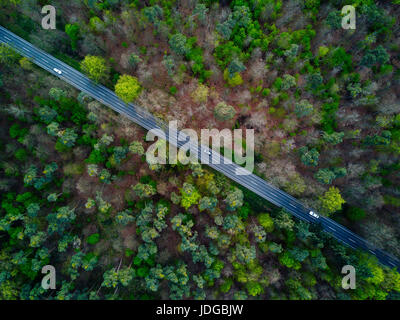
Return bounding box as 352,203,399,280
0,0,400,300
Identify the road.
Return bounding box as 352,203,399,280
1,25,399,270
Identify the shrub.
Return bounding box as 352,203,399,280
87,233,100,245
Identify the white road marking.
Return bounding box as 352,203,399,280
348,238,356,243
369,249,375,254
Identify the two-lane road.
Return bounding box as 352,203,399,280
1,25,399,270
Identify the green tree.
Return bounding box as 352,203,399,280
80,55,109,83
319,187,345,215
65,24,80,51
234,244,256,264
224,188,244,211
169,33,189,56
102,267,135,288
322,131,344,145
57,128,78,148
281,74,296,91
346,206,366,221
129,141,145,155
227,58,246,78
326,11,342,29
246,281,263,296
198,197,218,212
128,53,142,69
258,213,274,232
299,146,319,166
142,5,163,24
0,43,19,66
314,168,336,185
180,183,201,209
49,88,66,101
115,75,142,103
133,182,156,199
295,99,314,118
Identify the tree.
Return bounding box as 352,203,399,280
142,5,163,24
49,88,66,101
24,165,37,186
234,244,256,264
252,225,266,242
205,226,219,240
102,267,135,288
57,128,78,148
26,203,40,217
258,213,274,232
246,281,263,296
191,84,209,104
281,74,296,91
223,69,243,87
275,210,295,231
95,134,114,151
319,187,345,215
0,44,19,66
180,183,201,209
162,55,176,77
214,102,236,121
129,141,145,155
279,251,301,269
307,73,323,91
169,33,189,56
299,146,319,166
315,169,336,185
47,122,59,136
227,58,246,78
47,206,76,235
224,188,244,211
326,11,342,29
295,99,314,118
19,57,33,70
111,146,128,165
223,214,243,233
89,16,105,33
133,183,156,199
114,75,141,103
199,197,217,212
47,193,59,202
80,55,109,83
38,106,57,123
87,164,99,177
65,24,80,51
361,45,389,68
128,53,142,69
193,3,208,25
346,206,366,221
322,131,344,145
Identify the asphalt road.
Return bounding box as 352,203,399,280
1,25,399,270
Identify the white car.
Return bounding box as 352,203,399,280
203,149,211,155
53,68,62,75
309,211,319,219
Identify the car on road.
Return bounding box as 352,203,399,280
309,210,319,219
203,149,211,155
53,68,62,75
